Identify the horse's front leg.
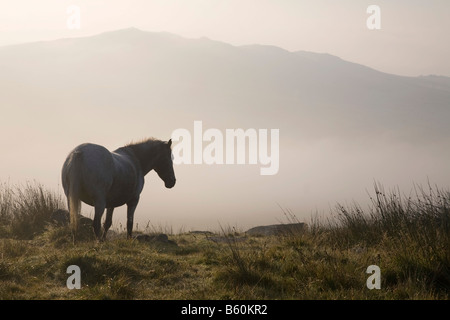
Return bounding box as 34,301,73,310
126,198,139,239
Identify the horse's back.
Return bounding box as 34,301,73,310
67,143,113,174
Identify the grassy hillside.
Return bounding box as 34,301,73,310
0,181,448,299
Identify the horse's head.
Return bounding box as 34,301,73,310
154,139,176,188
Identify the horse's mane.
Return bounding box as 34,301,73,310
125,137,161,147
122,138,167,159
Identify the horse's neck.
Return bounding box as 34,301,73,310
125,142,159,175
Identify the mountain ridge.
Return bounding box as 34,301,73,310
0,27,449,143
2,27,448,80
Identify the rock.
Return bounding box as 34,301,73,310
154,234,169,242
206,236,247,243
134,233,177,246
50,209,93,234
50,209,93,227
246,223,307,236
134,234,152,242
189,231,215,235
50,209,70,225
79,215,93,226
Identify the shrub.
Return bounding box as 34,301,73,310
0,181,65,239
310,182,450,295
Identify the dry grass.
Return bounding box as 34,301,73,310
0,181,448,299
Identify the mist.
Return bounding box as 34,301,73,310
0,28,449,231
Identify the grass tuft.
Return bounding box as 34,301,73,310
0,181,65,239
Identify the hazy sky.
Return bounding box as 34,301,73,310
1,0,449,76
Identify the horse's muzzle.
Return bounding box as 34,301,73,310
165,179,176,189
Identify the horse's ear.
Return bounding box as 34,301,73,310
168,139,172,147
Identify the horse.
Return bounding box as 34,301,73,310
61,138,176,240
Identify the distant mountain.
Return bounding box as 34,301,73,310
1,27,449,142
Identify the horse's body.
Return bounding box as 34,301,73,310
61,138,175,240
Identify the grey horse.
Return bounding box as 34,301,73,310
61,138,176,240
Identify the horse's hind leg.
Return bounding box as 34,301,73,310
93,201,106,240
102,208,114,241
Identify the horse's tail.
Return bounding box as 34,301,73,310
66,152,82,237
